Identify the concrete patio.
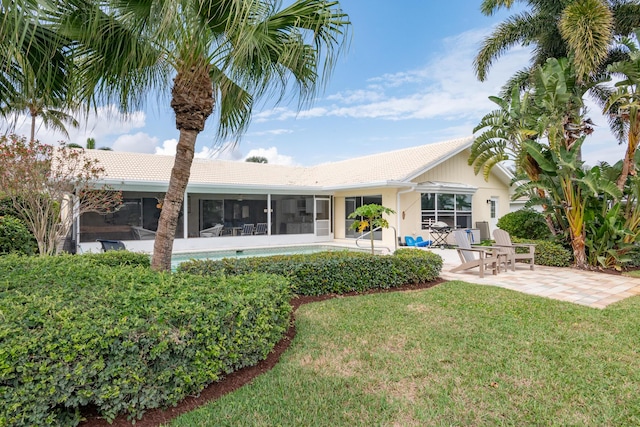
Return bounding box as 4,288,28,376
431,248,640,309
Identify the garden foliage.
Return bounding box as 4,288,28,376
496,209,551,240
178,249,443,296
512,237,573,267
0,215,37,255
0,254,291,426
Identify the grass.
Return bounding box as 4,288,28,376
169,282,640,426
623,269,640,278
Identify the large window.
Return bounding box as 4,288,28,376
421,193,471,229
345,195,382,239
80,194,183,242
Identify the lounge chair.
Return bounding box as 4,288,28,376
97,239,126,252
131,226,156,240
200,224,224,237
492,229,536,271
241,223,255,235
450,230,499,278
254,222,268,235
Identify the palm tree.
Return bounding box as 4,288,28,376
605,30,640,190
56,0,350,271
1,1,77,141
246,156,268,163
474,0,640,88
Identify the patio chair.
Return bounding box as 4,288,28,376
97,239,126,252
492,229,536,271
450,230,499,278
404,236,432,247
254,222,268,235
241,223,255,235
131,225,156,240
200,224,224,237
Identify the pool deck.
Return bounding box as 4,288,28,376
430,248,640,309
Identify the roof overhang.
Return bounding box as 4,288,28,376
321,180,415,191
413,181,478,195
95,178,332,195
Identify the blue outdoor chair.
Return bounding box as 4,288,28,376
404,236,432,247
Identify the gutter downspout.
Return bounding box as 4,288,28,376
396,185,415,242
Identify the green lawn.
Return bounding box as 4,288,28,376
169,282,640,426
623,269,640,278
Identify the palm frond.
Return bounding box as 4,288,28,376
474,11,535,81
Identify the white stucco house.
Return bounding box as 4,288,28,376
76,136,513,254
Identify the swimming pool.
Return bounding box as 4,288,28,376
171,244,362,270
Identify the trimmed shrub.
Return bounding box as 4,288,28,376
0,197,19,217
0,215,37,255
497,209,551,240
512,237,573,267
178,249,443,296
0,255,291,426
80,250,151,267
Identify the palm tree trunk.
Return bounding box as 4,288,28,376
617,123,639,190
30,114,36,142
571,231,587,269
151,64,213,272
151,129,197,271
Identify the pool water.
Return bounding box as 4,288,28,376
171,244,360,270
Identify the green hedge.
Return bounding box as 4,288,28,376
80,250,151,267
0,215,37,255
512,237,573,267
497,209,551,240
0,256,292,426
178,249,443,296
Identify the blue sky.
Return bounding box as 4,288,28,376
9,1,626,167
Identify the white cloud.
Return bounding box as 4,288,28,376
253,27,531,123
326,89,384,104
244,147,297,166
249,129,294,136
153,138,179,155
153,138,230,159
2,104,147,147
113,132,160,153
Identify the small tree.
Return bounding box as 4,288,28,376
0,134,122,255
348,203,395,255
246,156,268,164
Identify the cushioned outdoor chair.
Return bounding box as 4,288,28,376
450,230,499,278
404,236,432,247
97,239,126,252
492,229,536,271
200,224,224,237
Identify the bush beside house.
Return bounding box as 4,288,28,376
0,255,291,426
178,249,443,296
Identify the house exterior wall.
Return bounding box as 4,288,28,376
408,149,510,239
333,188,400,252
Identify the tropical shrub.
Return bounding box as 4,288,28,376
512,237,573,267
0,255,291,426
0,215,37,255
179,249,443,296
80,250,151,267
497,208,551,240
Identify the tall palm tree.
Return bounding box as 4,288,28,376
474,0,640,88
56,0,350,271
1,1,76,140
605,30,640,190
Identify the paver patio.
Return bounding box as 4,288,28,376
432,248,640,308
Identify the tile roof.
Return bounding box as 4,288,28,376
87,137,474,190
